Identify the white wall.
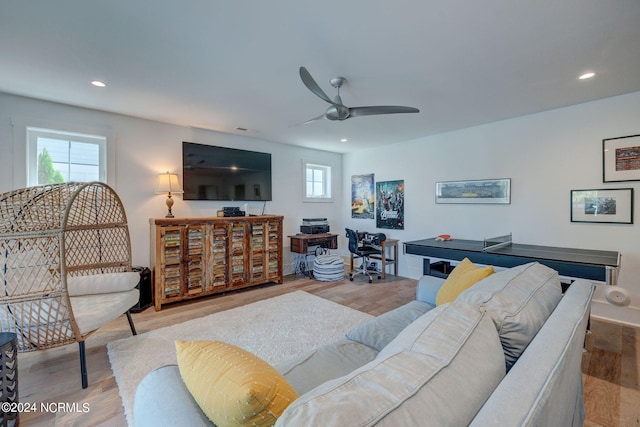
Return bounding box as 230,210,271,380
343,91,640,324
0,93,342,273
2,90,639,325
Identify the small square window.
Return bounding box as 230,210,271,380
303,162,332,202
27,127,106,187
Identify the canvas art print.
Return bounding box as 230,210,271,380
351,174,375,219
376,180,404,229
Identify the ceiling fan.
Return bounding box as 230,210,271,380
299,66,419,124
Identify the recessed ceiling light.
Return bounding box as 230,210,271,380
91,80,106,87
340,138,348,142
578,72,595,80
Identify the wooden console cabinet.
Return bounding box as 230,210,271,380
150,216,283,310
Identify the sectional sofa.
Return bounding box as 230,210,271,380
134,262,594,426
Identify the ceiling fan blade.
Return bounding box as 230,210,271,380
349,106,420,118
299,67,338,106
289,113,326,127
302,113,326,124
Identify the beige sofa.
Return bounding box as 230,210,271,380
134,262,594,426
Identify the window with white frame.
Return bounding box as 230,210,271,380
304,162,332,202
26,127,107,186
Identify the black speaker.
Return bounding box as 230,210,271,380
131,266,152,312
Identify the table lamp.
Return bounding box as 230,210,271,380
156,172,184,218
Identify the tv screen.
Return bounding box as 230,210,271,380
182,142,272,201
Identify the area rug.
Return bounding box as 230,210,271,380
107,290,373,425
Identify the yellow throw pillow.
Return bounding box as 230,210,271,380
436,258,494,305
175,340,299,427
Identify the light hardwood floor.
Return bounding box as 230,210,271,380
14,274,640,426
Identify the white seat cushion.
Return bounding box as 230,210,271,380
70,289,139,336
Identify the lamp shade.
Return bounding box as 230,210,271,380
156,172,184,194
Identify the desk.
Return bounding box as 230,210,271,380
288,233,338,254
403,237,620,284
350,238,399,279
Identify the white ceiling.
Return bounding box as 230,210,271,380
1,0,640,153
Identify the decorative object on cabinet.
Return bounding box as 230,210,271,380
156,172,184,218
603,134,640,182
376,180,404,229
570,188,633,224
151,216,283,310
435,178,511,204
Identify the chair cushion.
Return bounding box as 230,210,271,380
277,301,505,426
67,271,140,296
457,262,562,370
436,258,494,305
176,340,299,427
70,288,139,335
346,300,433,351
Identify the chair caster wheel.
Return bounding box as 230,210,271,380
369,279,373,283
378,276,381,279
349,277,354,281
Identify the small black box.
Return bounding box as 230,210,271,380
300,224,330,234
131,266,152,312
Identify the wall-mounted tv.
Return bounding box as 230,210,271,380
182,142,272,201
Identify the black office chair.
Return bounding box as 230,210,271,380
345,228,383,283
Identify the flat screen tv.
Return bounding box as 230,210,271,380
182,142,272,201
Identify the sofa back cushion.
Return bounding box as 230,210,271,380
346,300,433,351
435,257,494,305
457,262,562,370
276,301,506,426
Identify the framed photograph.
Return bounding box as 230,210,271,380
603,134,640,182
376,180,404,229
571,188,633,224
435,178,511,204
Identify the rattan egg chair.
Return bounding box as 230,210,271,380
0,182,139,389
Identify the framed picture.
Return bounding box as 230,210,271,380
603,134,640,182
376,180,404,229
570,188,633,224
435,179,511,204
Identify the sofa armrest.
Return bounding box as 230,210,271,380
134,365,213,427
416,275,445,305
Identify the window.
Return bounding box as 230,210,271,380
304,162,332,202
27,127,107,186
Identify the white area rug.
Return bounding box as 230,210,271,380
107,290,373,425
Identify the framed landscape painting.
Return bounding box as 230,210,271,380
435,178,511,204
571,188,633,224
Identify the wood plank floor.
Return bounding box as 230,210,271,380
13,273,640,426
